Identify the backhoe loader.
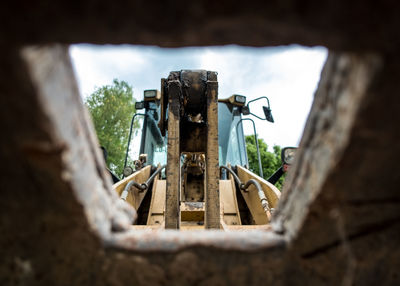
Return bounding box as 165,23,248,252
112,70,295,230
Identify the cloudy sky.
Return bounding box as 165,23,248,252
70,44,327,153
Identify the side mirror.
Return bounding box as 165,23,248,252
281,147,297,165
263,106,274,123
245,96,274,123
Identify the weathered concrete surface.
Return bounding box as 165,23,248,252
274,52,400,285
0,45,288,285
0,0,400,285
0,47,102,285
1,1,400,51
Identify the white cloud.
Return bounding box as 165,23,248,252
69,45,148,99
196,45,327,149
198,47,257,97
70,44,327,155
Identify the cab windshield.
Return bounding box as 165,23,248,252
138,101,248,167
218,102,248,167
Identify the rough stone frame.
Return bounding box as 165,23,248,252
1,2,400,285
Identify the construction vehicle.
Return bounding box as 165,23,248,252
112,70,296,230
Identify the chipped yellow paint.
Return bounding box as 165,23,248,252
113,165,151,210
236,165,280,225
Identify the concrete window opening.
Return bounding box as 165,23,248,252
1,2,399,285
66,44,328,231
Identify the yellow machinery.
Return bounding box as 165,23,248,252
112,70,288,230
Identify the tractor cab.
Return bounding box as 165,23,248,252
114,70,294,230
127,93,249,171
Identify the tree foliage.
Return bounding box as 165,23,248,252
245,135,285,189
85,79,137,176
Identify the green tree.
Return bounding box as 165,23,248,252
245,135,285,189
85,79,137,176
